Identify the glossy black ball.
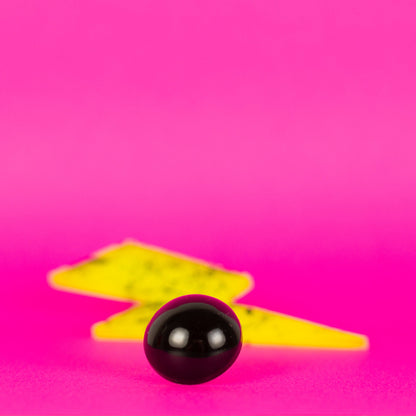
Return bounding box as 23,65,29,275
144,294,242,384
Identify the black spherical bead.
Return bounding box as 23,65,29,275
144,294,242,384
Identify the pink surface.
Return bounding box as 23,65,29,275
1,0,416,414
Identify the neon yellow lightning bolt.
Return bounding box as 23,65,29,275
49,240,368,349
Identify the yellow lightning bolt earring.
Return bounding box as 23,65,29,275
48,240,368,350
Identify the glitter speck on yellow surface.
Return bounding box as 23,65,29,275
49,240,368,349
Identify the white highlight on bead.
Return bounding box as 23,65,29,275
207,328,226,349
168,327,190,349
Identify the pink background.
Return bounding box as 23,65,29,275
1,0,416,414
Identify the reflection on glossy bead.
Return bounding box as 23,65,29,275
144,294,242,384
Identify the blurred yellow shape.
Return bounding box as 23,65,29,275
49,240,368,349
